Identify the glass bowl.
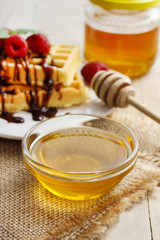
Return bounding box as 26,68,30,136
22,114,138,200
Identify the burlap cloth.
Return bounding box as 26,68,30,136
0,107,160,240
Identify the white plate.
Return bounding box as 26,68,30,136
0,71,130,140
0,89,112,140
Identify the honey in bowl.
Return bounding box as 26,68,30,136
22,114,138,200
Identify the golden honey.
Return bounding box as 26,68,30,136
84,24,159,78
84,3,160,78
25,127,134,200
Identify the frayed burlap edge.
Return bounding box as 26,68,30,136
35,109,160,240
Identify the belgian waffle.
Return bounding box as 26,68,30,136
0,45,81,86
0,73,89,113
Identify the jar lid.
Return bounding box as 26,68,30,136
89,0,160,10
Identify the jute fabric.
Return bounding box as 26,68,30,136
0,107,160,240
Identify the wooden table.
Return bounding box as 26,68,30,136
0,0,160,239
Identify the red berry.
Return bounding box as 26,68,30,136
27,33,50,54
81,61,109,85
5,35,28,57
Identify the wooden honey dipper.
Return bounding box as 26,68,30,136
91,70,160,124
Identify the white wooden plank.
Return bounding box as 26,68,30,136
104,200,151,240
0,0,40,29
148,188,160,240
32,0,86,48
132,58,160,114
0,0,86,49
0,0,18,26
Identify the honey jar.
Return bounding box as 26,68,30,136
84,0,160,78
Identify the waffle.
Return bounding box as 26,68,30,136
0,73,89,113
0,45,81,86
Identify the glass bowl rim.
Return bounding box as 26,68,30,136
22,113,138,180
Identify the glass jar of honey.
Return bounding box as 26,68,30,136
84,0,160,78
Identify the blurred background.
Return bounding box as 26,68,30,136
0,0,86,49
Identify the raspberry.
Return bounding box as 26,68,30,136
81,61,109,85
5,35,28,57
27,33,50,54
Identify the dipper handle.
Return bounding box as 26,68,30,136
127,96,160,124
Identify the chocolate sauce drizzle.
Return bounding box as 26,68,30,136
0,53,58,123
0,111,24,123
0,87,24,123
22,57,31,85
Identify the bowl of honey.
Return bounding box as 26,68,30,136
22,114,138,200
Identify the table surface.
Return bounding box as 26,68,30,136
0,0,160,239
